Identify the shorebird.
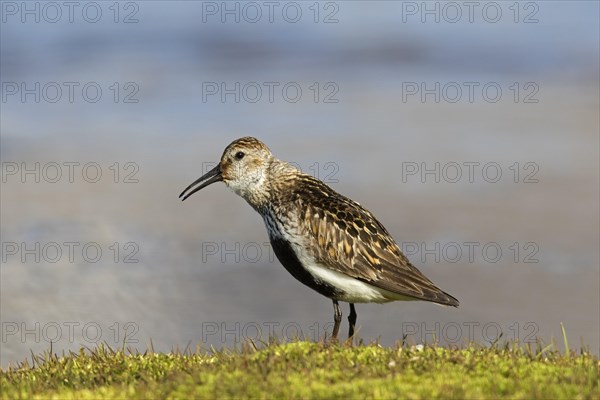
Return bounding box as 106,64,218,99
180,137,459,340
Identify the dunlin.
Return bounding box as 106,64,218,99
180,137,459,340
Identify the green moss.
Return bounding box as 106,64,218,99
1,341,598,399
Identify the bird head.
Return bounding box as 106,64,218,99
179,137,273,205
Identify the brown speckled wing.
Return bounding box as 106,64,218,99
294,175,459,307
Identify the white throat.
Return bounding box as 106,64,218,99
227,167,270,210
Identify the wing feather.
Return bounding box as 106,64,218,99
294,176,459,307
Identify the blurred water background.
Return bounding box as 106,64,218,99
1,1,598,366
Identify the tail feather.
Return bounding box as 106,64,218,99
436,291,459,307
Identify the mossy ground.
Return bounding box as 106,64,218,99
1,339,598,399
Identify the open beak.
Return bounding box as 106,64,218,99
179,164,223,201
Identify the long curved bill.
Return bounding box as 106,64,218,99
179,164,223,201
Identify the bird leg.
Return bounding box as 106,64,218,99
331,300,342,340
348,303,357,339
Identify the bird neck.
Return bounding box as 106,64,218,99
246,158,300,215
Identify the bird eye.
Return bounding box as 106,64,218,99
235,151,245,160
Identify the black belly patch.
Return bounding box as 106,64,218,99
269,237,338,299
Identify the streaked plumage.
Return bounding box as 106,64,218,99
180,137,459,340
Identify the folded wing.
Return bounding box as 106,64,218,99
296,178,459,307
